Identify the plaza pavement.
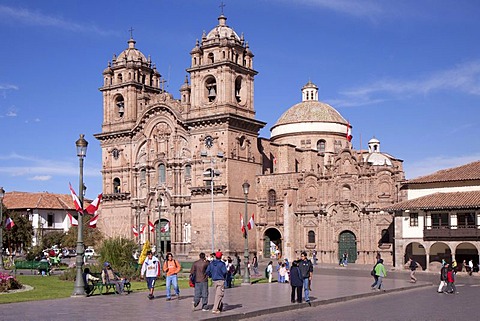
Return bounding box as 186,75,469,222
3,264,431,321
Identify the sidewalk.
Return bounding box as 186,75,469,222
2,266,430,321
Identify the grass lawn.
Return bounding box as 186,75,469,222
0,275,192,304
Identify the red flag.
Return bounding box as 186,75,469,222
148,221,155,233
5,217,15,230
132,226,139,237
69,183,82,212
140,224,146,234
67,212,78,226
160,221,170,233
89,213,99,228
240,213,245,234
85,193,102,215
247,213,255,230
346,122,352,142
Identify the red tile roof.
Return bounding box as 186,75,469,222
407,160,480,184
383,191,480,211
2,191,91,211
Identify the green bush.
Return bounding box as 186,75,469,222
98,237,138,280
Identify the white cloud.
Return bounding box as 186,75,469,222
30,175,52,181
335,60,480,107
0,5,119,37
404,154,480,180
6,108,17,117
0,152,101,178
0,84,18,90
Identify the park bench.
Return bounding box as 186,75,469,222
14,260,51,276
88,273,131,296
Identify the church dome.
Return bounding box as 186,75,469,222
116,38,148,63
271,81,350,141
275,100,347,126
205,14,240,42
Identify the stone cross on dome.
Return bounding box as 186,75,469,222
219,1,225,14
128,27,134,39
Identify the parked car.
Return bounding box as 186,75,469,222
84,248,95,259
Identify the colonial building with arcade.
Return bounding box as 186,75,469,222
94,13,406,265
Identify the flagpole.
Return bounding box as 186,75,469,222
242,181,250,284
0,187,5,270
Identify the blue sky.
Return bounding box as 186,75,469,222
0,0,479,198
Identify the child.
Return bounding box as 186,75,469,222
279,263,287,283
446,266,457,294
141,250,161,299
289,260,303,303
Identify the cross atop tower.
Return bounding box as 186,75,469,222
219,1,226,14
128,27,134,39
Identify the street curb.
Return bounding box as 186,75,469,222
204,282,432,320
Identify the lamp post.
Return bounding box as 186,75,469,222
0,187,5,270
72,134,88,297
157,194,164,265
242,181,250,284
209,160,215,254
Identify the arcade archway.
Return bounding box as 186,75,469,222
263,228,282,259
405,242,426,270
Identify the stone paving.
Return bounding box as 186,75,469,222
3,265,431,321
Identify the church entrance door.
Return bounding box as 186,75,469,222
338,230,357,263
156,219,171,256
263,228,282,259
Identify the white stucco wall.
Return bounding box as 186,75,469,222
408,185,480,200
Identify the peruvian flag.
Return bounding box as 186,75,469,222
132,226,139,237
160,221,170,233
346,122,352,142
240,213,245,234
5,217,15,230
67,212,78,226
89,213,99,228
69,183,82,212
85,193,102,215
148,221,155,233
140,224,146,234
247,213,255,230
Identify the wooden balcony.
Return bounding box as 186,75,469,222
424,225,480,241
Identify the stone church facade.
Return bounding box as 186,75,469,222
94,14,406,265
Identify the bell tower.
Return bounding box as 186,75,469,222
185,14,257,120
100,37,161,133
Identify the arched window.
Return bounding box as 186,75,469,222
158,164,166,184
208,52,214,64
115,96,125,117
380,229,390,244
342,185,351,200
268,189,276,207
308,230,316,243
113,178,121,193
317,140,326,152
185,164,191,179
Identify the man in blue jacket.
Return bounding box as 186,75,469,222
206,251,227,314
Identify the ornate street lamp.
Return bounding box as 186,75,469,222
0,187,5,270
72,134,88,297
242,181,250,284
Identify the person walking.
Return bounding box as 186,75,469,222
408,258,418,283
162,252,182,300
299,251,313,305
370,259,380,289
206,251,227,314
445,266,457,294
266,261,273,283
372,259,387,291
289,260,303,303
252,253,259,276
191,252,210,311
234,252,241,277
437,262,448,293
140,250,161,300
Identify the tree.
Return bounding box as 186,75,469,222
41,231,64,249
62,215,103,248
3,210,33,253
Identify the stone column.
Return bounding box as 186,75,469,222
283,192,294,261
